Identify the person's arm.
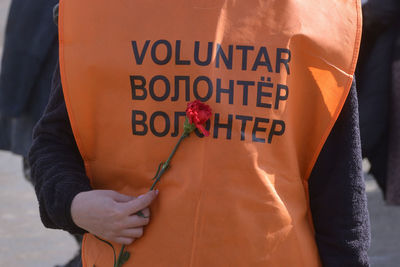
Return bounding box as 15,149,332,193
29,65,91,235
308,81,370,267
29,65,157,244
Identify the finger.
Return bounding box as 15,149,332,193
139,208,150,218
114,237,135,245
122,215,150,228
122,190,158,215
107,190,136,203
120,227,144,239
135,207,150,218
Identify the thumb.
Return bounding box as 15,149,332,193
122,190,159,215
106,190,136,203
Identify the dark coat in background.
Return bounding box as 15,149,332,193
386,24,400,204
0,0,58,156
356,0,400,204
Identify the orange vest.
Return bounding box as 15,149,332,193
59,0,361,266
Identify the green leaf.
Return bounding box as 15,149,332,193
183,118,196,134
151,162,163,180
116,251,130,267
121,251,130,263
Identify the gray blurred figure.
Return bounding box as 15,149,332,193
0,0,58,178
0,1,81,266
356,0,400,205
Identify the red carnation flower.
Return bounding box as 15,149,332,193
185,100,212,136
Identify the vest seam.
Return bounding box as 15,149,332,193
58,1,94,184
303,0,361,182
301,5,361,264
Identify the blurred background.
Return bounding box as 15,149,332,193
0,0,78,266
0,0,400,266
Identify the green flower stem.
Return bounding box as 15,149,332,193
115,244,125,267
116,130,190,266
150,132,188,190
117,245,125,267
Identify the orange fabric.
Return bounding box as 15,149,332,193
59,0,361,266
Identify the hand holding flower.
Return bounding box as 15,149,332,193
71,190,158,245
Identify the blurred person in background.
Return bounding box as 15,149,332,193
0,1,81,266
356,0,400,205
0,0,57,180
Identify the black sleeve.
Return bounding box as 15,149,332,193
308,81,370,267
29,64,91,235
